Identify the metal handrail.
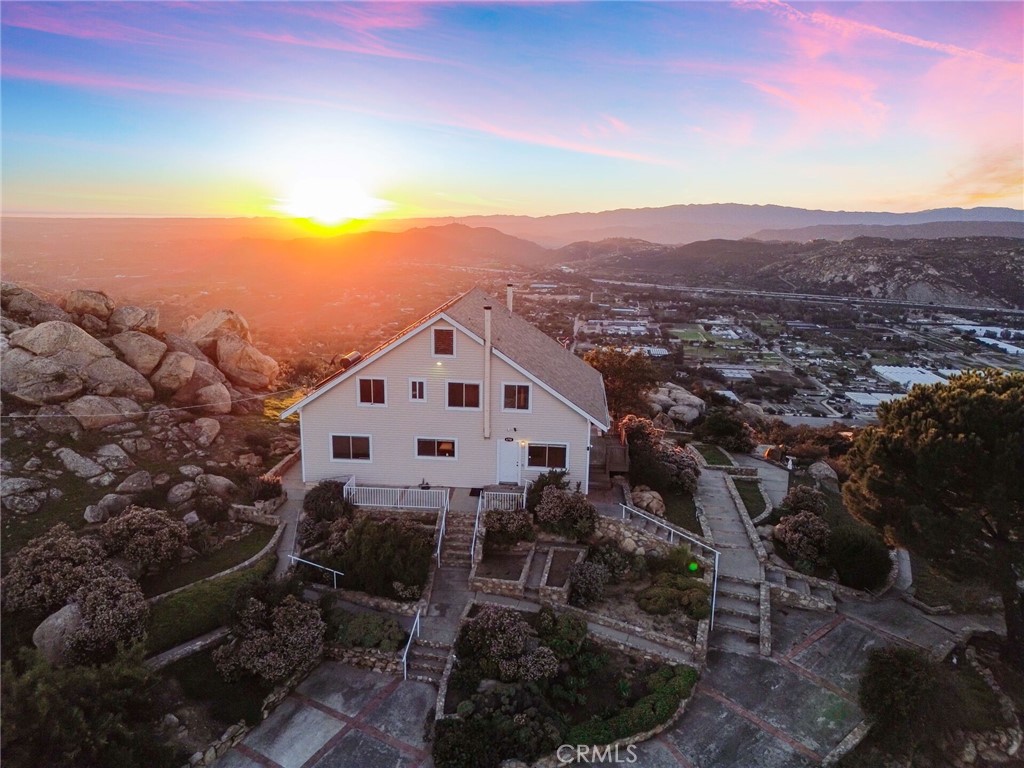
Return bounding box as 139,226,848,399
471,495,484,561
288,555,344,589
402,609,422,681
618,503,721,631
435,507,447,568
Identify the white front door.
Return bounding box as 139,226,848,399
498,438,520,483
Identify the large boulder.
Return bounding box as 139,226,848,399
64,289,114,320
167,481,196,506
1,282,71,324
0,348,84,405
195,474,241,501
668,402,704,426
34,404,83,436
215,334,279,390
94,444,134,471
170,359,228,406
163,332,213,363
54,447,105,478
116,470,153,494
65,395,143,430
110,331,167,376
194,383,232,415
108,305,159,335
631,487,667,517
32,603,83,666
808,461,839,486
184,309,251,355
9,321,113,369
82,357,155,401
182,417,221,447
150,351,196,395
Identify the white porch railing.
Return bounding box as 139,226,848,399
402,609,422,681
343,484,449,513
619,503,722,631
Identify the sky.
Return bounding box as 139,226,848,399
2,1,1022,221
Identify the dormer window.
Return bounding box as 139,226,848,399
433,328,455,356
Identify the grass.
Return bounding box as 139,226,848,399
662,488,700,534
693,443,732,466
788,474,858,529
146,556,274,655
732,478,766,518
161,648,272,727
141,525,276,598
908,551,996,613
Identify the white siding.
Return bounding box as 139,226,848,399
299,317,592,490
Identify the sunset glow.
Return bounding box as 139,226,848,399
1,1,1021,217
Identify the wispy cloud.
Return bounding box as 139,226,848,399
936,147,1024,206
243,30,440,63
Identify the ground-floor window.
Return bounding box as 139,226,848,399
417,437,457,458
527,443,567,469
332,435,371,461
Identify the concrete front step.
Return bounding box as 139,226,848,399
716,594,760,618
409,657,447,674
709,630,762,656
717,579,760,601
713,612,760,638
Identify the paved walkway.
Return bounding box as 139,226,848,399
730,453,790,508
215,664,435,768
273,462,304,579
696,471,760,581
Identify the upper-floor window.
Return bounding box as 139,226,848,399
433,328,455,356
358,377,386,406
447,381,480,409
332,434,371,461
410,378,426,402
503,383,531,411
527,443,567,469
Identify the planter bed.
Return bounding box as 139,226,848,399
469,547,535,598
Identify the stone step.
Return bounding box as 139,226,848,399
765,570,787,586
709,630,762,656
410,645,450,662
789,578,811,596
414,638,452,652
407,673,440,685
715,595,759,618
717,579,760,601
713,612,761,638
811,587,834,603
409,657,447,674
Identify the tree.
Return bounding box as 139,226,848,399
693,407,755,453
1,524,109,615
583,348,659,421
101,506,189,573
1,648,179,768
843,370,1024,663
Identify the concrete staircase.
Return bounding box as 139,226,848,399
405,639,451,685
710,575,763,654
440,511,474,567
765,568,836,612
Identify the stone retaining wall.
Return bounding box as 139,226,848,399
559,602,700,659
229,493,286,526
593,516,672,558
149,524,284,605
768,583,834,612
265,449,301,478
325,644,402,675
469,547,535,599
537,548,583,605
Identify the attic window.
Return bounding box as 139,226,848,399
433,328,455,356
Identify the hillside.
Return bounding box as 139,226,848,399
750,220,1024,242
573,236,1024,308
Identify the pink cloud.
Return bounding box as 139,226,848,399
244,30,441,63
580,114,633,139
0,2,181,44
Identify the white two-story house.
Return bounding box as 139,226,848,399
281,287,610,492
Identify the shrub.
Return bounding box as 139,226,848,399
777,485,828,518
454,606,558,684
484,508,535,549
330,517,431,600
637,573,709,618
534,487,597,540
621,415,700,494
297,516,327,547
214,594,325,684
526,469,569,514
568,561,609,608
433,716,500,768
859,647,945,747
195,494,230,524
828,526,891,591
248,474,282,502
693,407,755,452
587,543,645,584
324,516,354,555
335,612,406,652
646,545,701,578
773,511,831,570
66,575,149,665
536,607,587,660
1,524,110,614
302,480,354,523
101,506,189,573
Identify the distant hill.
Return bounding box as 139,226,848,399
371,203,1024,247
750,220,1024,242
569,236,1024,308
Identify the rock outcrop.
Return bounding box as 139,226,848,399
150,351,196,395
65,395,144,430
647,382,706,426
65,289,114,320
215,334,279,389
110,331,168,376
33,603,83,666
184,309,252,355
1,282,71,324
108,305,159,335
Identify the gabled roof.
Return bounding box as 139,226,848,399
280,287,610,429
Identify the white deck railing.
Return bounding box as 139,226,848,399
343,484,449,513
619,503,722,631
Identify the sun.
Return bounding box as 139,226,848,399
275,177,392,226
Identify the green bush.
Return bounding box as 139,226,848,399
433,717,500,768
828,526,891,591
587,543,645,584
329,517,431,600
526,469,569,514
859,647,945,748
336,612,407,652
536,607,586,660
568,561,609,608
248,475,283,502
302,480,355,523
773,511,831,570
484,508,535,549
535,487,597,541
636,573,709,618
